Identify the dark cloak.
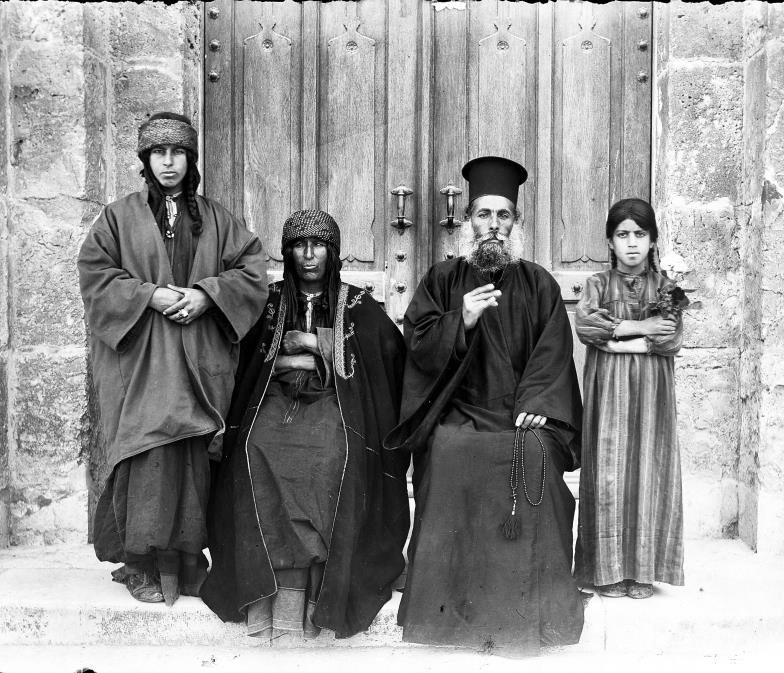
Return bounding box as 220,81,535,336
384,258,584,654
201,282,410,638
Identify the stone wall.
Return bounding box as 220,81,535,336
654,1,784,552
1,0,783,554
0,1,200,546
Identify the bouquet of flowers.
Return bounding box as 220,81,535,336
652,253,691,318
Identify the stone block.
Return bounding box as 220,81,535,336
9,43,85,199
737,481,757,550
9,199,88,348
666,64,743,202
10,471,88,546
669,1,744,62
742,1,768,60
110,3,186,62
681,472,736,539
761,291,784,344
6,2,83,45
0,353,8,489
756,488,784,556
0,198,9,350
661,204,742,348
13,348,87,489
759,354,784,487
769,2,784,38
8,347,89,544
674,348,739,477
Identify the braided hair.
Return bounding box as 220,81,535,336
138,112,203,237
281,242,342,330
606,198,659,272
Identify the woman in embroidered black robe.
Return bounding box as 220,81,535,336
201,210,409,640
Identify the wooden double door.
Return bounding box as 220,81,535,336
204,0,653,354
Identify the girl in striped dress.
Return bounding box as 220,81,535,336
573,198,684,599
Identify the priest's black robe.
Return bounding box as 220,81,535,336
201,282,410,638
384,258,584,654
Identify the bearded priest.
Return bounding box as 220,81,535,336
384,156,584,655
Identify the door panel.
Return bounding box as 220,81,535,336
203,0,652,353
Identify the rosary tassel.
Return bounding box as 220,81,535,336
500,427,523,540
501,501,521,540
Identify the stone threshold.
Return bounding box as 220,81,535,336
0,539,782,657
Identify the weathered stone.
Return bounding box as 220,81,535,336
7,346,88,544
757,488,784,556
666,64,743,203
82,8,112,205
13,349,86,482
9,481,87,546
110,3,185,61
0,198,9,350
682,473,737,539
9,43,85,199
669,1,744,62
180,2,202,126
9,199,89,348
759,350,784,474
742,1,769,60
674,348,739,477
0,353,9,512
769,2,784,38
6,1,83,45
660,203,742,349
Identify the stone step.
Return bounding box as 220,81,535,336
0,539,782,658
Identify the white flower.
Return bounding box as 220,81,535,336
659,252,689,278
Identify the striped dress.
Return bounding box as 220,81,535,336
573,268,684,587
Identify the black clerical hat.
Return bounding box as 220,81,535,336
461,156,528,205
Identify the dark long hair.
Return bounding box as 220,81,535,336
606,198,659,271
281,242,342,329
138,112,202,236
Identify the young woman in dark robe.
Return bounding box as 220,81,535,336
201,210,410,641
79,113,267,606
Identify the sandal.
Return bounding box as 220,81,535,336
627,581,653,599
124,571,164,603
596,581,627,598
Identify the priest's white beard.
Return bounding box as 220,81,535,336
462,225,525,275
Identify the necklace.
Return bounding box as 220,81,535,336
300,290,323,333
164,192,182,239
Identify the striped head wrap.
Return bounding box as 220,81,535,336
281,210,341,254
137,116,198,157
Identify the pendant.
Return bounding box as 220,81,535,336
165,229,174,239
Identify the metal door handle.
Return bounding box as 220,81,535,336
439,183,463,233
390,185,414,232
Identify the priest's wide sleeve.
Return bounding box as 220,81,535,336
404,265,467,376
514,272,582,443
77,208,157,352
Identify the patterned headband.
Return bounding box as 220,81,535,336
281,210,341,254
137,118,198,157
